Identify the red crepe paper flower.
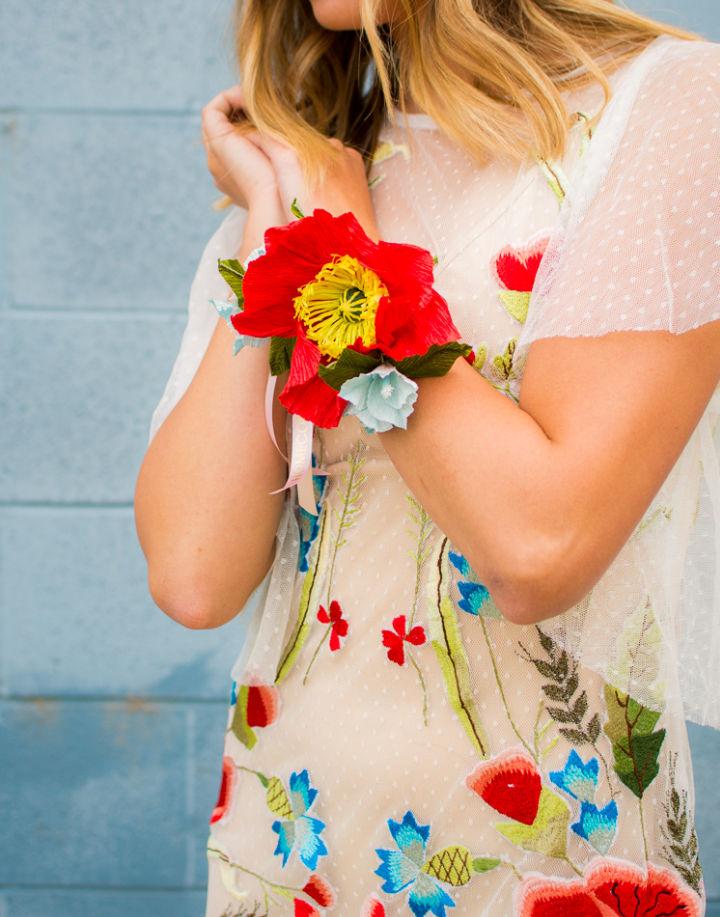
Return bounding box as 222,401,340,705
302,873,336,908
317,598,349,651
516,857,703,916
381,614,427,666
293,899,321,917
232,208,462,427
465,750,542,825
245,683,280,728
209,755,236,824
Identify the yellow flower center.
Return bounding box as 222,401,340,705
293,254,388,360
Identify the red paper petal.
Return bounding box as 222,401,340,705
279,372,348,428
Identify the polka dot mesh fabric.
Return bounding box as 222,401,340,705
146,33,718,916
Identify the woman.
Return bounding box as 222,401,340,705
134,0,720,914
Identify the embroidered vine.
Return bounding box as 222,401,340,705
660,750,704,895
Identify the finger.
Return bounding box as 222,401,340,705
201,84,248,141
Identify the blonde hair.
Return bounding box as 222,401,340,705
226,0,703,190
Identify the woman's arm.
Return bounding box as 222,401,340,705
134,204,291,630
377,320,720,625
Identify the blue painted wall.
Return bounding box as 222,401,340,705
0,2,717,914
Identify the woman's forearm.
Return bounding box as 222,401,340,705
134,210,289,630
376,355,584,625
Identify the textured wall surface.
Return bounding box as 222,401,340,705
1,2,718,915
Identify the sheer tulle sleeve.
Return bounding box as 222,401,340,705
515,36,720,729
147,204,250,444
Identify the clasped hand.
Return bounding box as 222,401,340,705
200,84,381,242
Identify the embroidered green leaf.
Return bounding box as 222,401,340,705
265,775,294,819
275,508,328,684
660,751,704,894
603,683,666,799
471,342,488,373
607,594,666,711
268,335,295,376
498,290,531,324
229,684,257,750
494,787,570,858
218,258,246,301
428,538,489,757
472,857,502,874
317,347,382,390
393,341,473,378
421,845,473,886
290,197,305,219
536,157,569,203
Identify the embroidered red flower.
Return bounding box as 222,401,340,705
317,598,349,651
465,749,542,825
302,873,336,908
381,614,427,665
293,899,321,917
361,894,387,917
490,232,551,324
232,207,462,427
245,683,280,727
515,857,703,916
209,755,236,824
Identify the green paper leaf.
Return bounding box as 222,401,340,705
269,336,295,376
218,258,246,302
393,341,473,378
317,348,382,390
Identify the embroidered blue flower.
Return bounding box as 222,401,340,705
297,453,328,572
271,768,328,870
549,748,599,802
571,799,618,854
448,549,500,618
209,298,267,354
339,364,418,434
229,679,237,706
374,810,456,917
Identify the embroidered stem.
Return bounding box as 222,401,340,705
275,505,329,684
406,493,435,630
302,622,334,685
407,648,429,727
325,439,368,607
479,616,536,760
429,536,490,758
638,795,649,863
562,854,584,877
207,844,307,898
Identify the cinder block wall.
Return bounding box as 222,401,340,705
1,2,718,915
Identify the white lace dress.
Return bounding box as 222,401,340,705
147,33,720,917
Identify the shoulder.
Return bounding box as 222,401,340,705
632,36,720,106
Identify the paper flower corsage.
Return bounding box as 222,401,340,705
211,201,473,513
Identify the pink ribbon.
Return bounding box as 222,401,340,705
263,372,328,516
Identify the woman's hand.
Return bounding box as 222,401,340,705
201,84,283,217
247,132,381,243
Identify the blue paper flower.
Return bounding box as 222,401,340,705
339,364,418,434
374,810,456,917
571,799,618,854
209,298,267,354
271,768,328,870
549,748,599,802
448,548,500,618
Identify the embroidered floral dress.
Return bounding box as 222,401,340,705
147,34,720,917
